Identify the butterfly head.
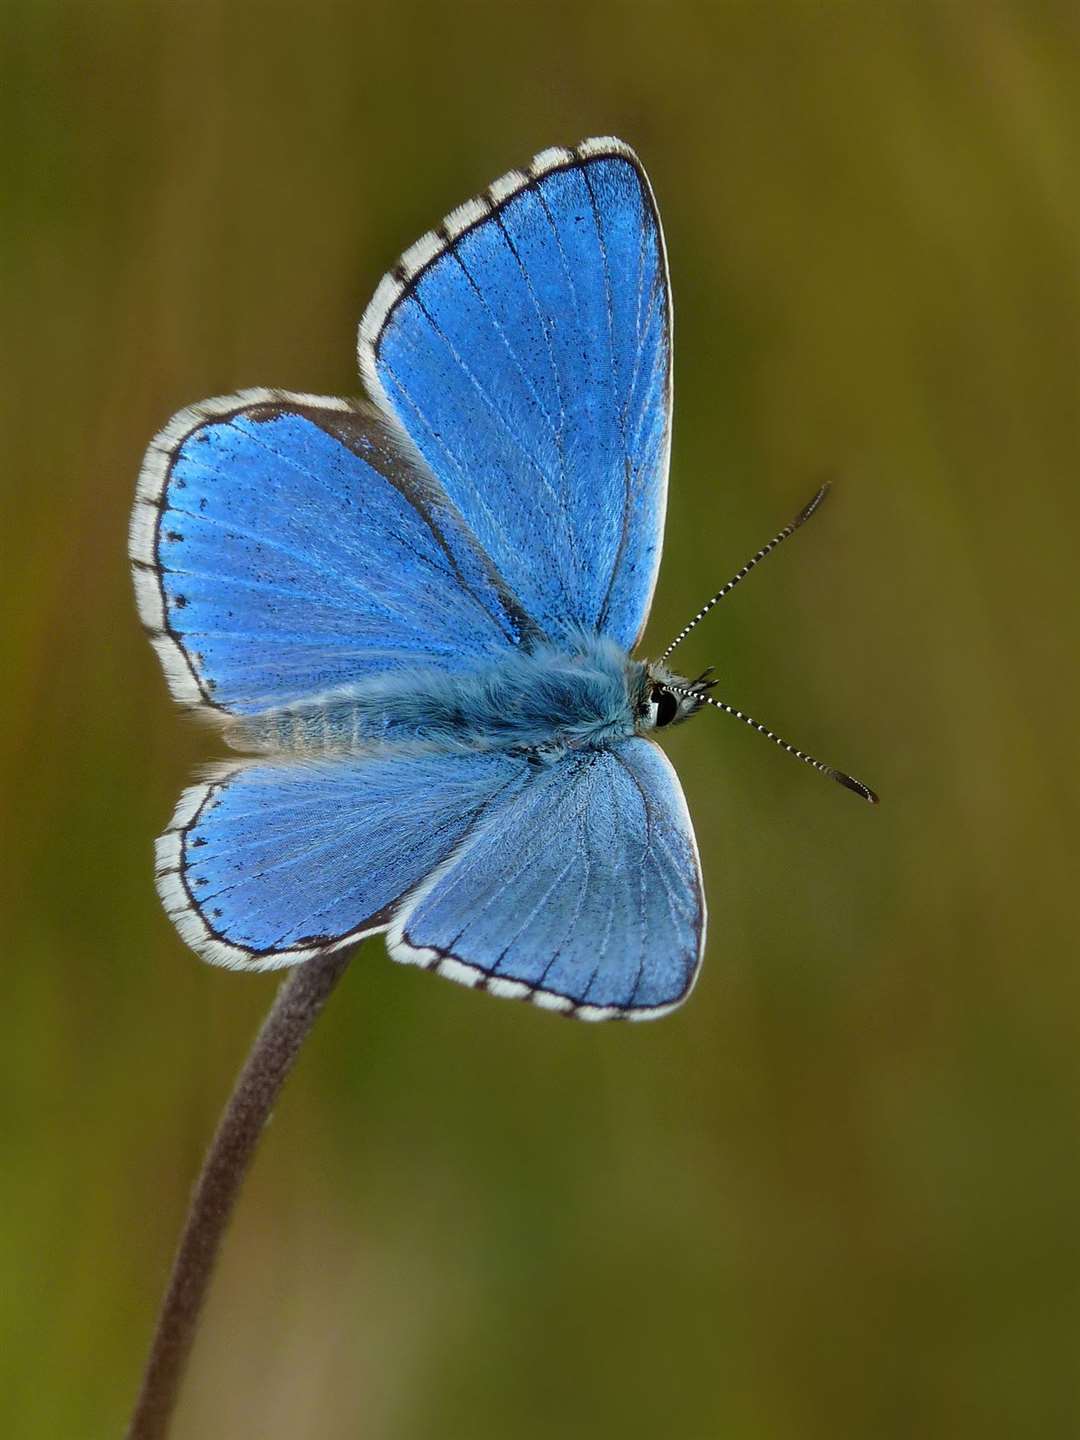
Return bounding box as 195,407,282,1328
635,662,716,733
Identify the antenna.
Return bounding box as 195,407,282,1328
659,482,831,663
670,686,879,805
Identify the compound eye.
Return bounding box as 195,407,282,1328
654,688,679,727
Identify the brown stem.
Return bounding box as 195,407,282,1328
126,951,352,1440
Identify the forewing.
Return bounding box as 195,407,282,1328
358,137,672,651
390,737,705,1020
130,389,535,715
155,750,531,969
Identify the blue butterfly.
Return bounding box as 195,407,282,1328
131,138,875,1021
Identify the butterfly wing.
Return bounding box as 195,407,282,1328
159,737,704,1016
155,749,532,969
130,389,537,715
391,737,705,1020
358,137,672,651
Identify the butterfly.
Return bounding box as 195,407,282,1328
131,137,876,1021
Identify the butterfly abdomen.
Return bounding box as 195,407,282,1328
224,635,643,758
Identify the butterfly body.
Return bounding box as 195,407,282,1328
133,138,713,1019
225,632,636,757
223,634,700,760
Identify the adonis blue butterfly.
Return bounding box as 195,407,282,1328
131,138,876,1021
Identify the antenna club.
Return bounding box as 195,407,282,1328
794,479,832,528
831,770,880,805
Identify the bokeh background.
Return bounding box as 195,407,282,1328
5,2,1080,1436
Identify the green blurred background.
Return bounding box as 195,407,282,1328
4,1,1080,1435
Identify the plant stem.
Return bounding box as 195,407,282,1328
126,951,353,1440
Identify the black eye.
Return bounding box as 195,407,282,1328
654,689,679,727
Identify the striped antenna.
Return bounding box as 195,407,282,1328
671,686,879,805
659,482,831,663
